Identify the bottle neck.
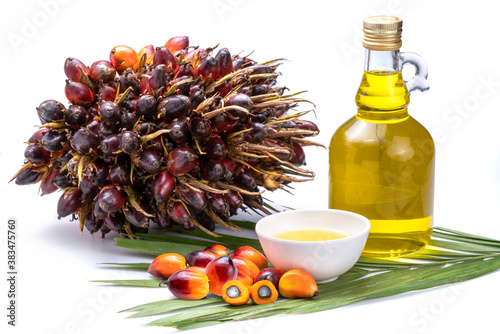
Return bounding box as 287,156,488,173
356,49,410,122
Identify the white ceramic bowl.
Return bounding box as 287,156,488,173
255,209,370,283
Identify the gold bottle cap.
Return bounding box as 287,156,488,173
363,16,403,51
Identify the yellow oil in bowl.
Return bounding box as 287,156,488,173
273,228,350,242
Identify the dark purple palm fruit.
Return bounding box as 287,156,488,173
15,168,43,185
66,105,89,127
208,193,229,217
235,165,257,190
65,80,95,107
200,159,224,182
170,75,194,96
37,100,66,124
135,122,157,135
109,163,130,185
96,185,126,213
41,130,68,152
189,117,211,139
80,163,109,194
24,144,50,163
220,157,237,182
103,211,125,232
289,142,306,166
89,60,116,83
99,134,120,156
149,64,168,91
96,121,119,139
153,46,178,72
83,209,103,235
167,147,200,176
296,119,319,132
196,55,219,80
152,170,175,202
134,148,163,174
57,188,83,218
225,93,253,121
167,201,192,228
225,190,243,213
40,168,60,195
123,205,150,228
204,136,226,160
245,64,273,74
168,117,190,143
135,94,158,120
210,113,228,133
178,186,207,211
93,200,108,220
64,57,89,82
215,48,233,78
118,71,141,98
188,85,205,109
119,112,139,130
99,101,121,124
53,169,75,189
197,213,215,232
157,95,190,120
71,128,99,154
120,130,140,154
244,122,268,144
97,85,117,102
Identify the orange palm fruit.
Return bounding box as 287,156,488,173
255,268,284,289
205,255,237,295
204,243,229,257
249,280,278,305
233,246,268,270
231,256,260,281
278,269,318,298
222,280,250,306
148,253,186,279
166,269,209,300
138,45,155,66
236,271,254,289
165,36,189,53
109,45,138,73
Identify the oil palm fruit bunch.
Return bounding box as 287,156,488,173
10,36,322,238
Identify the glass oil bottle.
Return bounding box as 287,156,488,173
329,16,434,257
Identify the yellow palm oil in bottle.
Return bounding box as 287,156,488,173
329,16,434,257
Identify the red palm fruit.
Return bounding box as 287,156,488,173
233,246,268,270
138,45,155,65
184,48,208,64
148,253,187,279
24,144,50,163
235,166,256,190
255,268,284,289
220,156,236,181
245,64,273,75
231,256,260,281
140,73,152,94
152,170,175,202
83,209,103,235
189,117,212,139
185,250,217,268
184,266,206,274
225,190,243,209
167,201,190,225
178,186,207,210
217,81,232,97
296,119,319,132
89,60,116,83
204,244,228,257
15,168,42,185
232,57,246,70
175,63,195,78
97,85,117,102
167,147,199,176
204,137,226,160
153,46,178,72
120,130,140,154
166,269,209,300
274,103,290,118
210,113,227,133
66,105,89,127
28,129,47,143
109,163,130,185
215,48,233,77
96,186,126,213
205,255,238,296
99,134,120,156
157,95,190,120
57,188,83,218
223,119,243,136
168,117,190,143
123,205,150,228
267,140,292,161
195,55,219,80
135,95,157,119
37,99,66,124
109,45,138,73
134,148,163,174
71,128,99,154
165,36,189,53
64,57,89,82
65,80,95,107
208,193,229,217
40,168,59,195
289,142,306,166
149,64,167,91
200,160,224,182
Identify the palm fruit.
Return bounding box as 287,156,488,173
10,37,323,238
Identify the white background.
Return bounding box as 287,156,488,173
2,0,500,333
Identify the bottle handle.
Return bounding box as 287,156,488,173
400,52,429,93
